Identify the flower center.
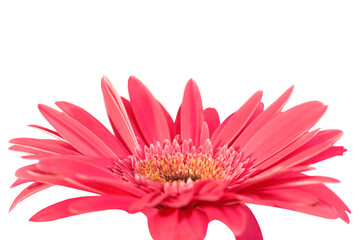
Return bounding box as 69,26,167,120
135,152,225,183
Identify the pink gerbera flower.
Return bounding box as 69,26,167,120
9,76,350,240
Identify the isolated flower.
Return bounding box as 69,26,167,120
10,76,350,240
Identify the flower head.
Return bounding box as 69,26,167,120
10,76,350,240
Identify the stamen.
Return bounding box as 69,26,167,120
135,152,226,183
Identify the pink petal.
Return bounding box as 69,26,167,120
10,178,31,188
9,144,58,156
145,207,209,240
232,86,294,149
278,130,343,169
30,195,138,222
245,172,340,190
18,159,141,196
158,101,175,140
56,101,128,156
241,101,327,162
299,146,346,166
210,112,235,142
199,122,210,146
128,76,171,144
10,138,79,155
38,104,118,162
174,105,182,137
129,191,169,213
192,180,225,201
212,91,263,148
10,182,51,212
240,184,350,223
14,164,91,192
101,76,139,153
181,79,204,147
121,97,147,145
243,102,264,129
203,108,220,137
36,156,117,180
199,203,263,240
28,124,63,139
253,129,320,170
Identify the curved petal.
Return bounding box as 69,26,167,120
120,97,147,145
253,129,320,170
101,76,139,153
9,138,79,155
181,79,204,147
240,184,350,223
145,207,209,240
277,130,344,169
199,203,263,240
128,76,171,144
56,101,128,156
203,108,220,137
233,86,294,149
174,105,182,137
10,178,32,188
199,122,210,146
212,91,263,148
28,124,63,139
9,144,62,156
38,104,118,162
241,101,327,163
158,101,175,140
299,146,346,166
35,156,143,196
30,195,138,222
9,182,51,212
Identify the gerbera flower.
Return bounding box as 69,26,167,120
9,76,350,240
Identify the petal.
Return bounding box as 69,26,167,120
181,79,204,147
9,138,79,155
9,144,59,156
210,112,235,142
158,101,175,140
299,146,346,166
174,105,182,137
10,182,51,212
278,130,343,169
243,102,264,130
253,129,320,170
28,124,63,139
212,91,263,148
240,184,350,223
129,191,169,213
35,156,142,196
101,76,139,153
10,178,32,188
38,104,118,162
241,101,327,162
199,122,210,146
128,76,171,144
56,101,128,156
193,180,226,202
232,86,294,149
121,97,147,145
199,203,263,240
37,156,116,179
203,108,220,137
30,195,138,222
14,164,95,193
145,207,209,240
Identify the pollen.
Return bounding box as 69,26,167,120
135,152,225,183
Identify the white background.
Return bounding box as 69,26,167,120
1,1,358,239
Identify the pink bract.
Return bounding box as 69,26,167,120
9,76,350,240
